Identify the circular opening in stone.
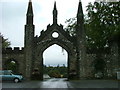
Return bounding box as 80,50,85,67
52,32,59,38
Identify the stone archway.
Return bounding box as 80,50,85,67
32,38,77,80
24,1,86,80
4,59,19,74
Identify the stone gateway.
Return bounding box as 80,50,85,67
2,0,120,80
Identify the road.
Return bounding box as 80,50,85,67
40,78,68,88
1,78,68,88
1,78,120,89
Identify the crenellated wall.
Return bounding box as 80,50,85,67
2,44,119,79
2,47,25,76
2,47,24,54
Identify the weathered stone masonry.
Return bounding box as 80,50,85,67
2,0,120,80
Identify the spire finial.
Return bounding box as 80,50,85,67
54,1,56,4
26,0,34,24
77,0,83,16
54,1,57,10
27,0,33,16
77,0,84,26
53,1,58,24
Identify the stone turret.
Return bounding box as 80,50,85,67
24,0,35,80
76,0,87,79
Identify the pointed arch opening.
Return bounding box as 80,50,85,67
43,44,68,79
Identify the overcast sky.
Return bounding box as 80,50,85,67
0,0,95,66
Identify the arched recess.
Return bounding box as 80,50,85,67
33,39,77,80
4,58,19,74
92,55,106,79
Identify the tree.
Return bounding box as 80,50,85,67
65,17,77,36
48,69,61,78
43,65,68,78
0,33,11,49
86,1,120,51
65,1,120,51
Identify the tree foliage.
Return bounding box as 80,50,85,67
86,1,120,50
5,60,18,74
65,17,77,36
65,1,120,51
0,33,11,49
43,64,67,78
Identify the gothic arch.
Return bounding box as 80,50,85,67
24,1,86,80
32,30,77,80
37,39,74,55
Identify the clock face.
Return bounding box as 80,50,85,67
52,32,59,38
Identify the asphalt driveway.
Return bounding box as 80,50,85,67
1,78,120,89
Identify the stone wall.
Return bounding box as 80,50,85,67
2,45,119,79
2,47,25,76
